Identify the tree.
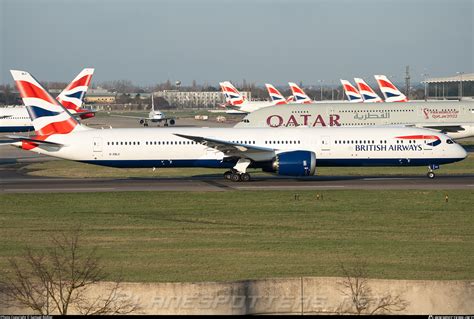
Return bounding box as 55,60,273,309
0,230,139,315
335,261,409,315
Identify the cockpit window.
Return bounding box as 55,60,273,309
446,139,454,144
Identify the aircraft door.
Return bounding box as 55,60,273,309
321,136,331,152
93,137,103,152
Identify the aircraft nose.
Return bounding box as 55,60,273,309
457,144,468,159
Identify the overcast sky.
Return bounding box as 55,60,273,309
1,0,472,87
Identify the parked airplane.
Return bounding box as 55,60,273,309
8,70,467,181
112,94,176,127
340,80,363,103
374,75,408,102
265,84,289,105
234,101,474,140
219,81,277,113
0,68,95,132
354,78,383,103
288,82,313,104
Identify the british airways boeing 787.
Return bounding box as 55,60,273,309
8,70,467,181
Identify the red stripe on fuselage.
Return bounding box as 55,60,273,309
396,135,439,140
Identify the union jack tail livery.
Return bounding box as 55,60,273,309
219,81,246,106
340,79,363,103
265,84,288,105
374,75,408,102
10,70,87,139
288,82,312,104
354,78,383,103
56,68,95,118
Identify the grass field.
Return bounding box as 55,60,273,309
23,153,473,178
0,190,472,282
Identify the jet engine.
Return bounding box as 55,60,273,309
267,151,316,176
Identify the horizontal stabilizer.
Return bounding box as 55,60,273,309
5,135,64,147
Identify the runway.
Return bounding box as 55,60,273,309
1,164,473,193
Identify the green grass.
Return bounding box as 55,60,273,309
23,154,473,178
0,190,472,282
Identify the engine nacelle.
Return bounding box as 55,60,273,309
271,151,316,176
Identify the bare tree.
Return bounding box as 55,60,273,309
336,262,409,315
0,230,139,315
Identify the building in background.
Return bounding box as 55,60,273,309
155,90,251,108
422,73,474,100
84,87,117,104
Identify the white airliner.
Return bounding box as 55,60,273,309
374,75,408,102
0,68,95,132
265,84,290,105
219,81,277,113
235,101,474,140
7,70,467,181
354,78,384,103
112,94,176,127
288,82,313,104
340,79,363,103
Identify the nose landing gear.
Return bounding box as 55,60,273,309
427,164,440,179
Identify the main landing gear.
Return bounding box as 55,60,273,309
224,170,251,182
427,164,439,179
224,158,252,182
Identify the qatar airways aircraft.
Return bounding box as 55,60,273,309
7,70,467,181
0,68,94,132
235,101,474,140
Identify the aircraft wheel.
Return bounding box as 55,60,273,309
240,173,251,182
144,123,148,127
230,173,241,182
164,123,169,127
224,171,233,180
427,171,435,179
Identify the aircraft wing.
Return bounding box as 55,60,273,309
110,115,176,121
420,124,466,133
5,135,64,147
110,114,150,120
174,133,274,156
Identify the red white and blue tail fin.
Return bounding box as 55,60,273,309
354,78,383,103
10,70,87,136
56,68,95,118
219,81,246,106
374,75,408,102
288,82,312,104
340,79,363,103
265,84,287,105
